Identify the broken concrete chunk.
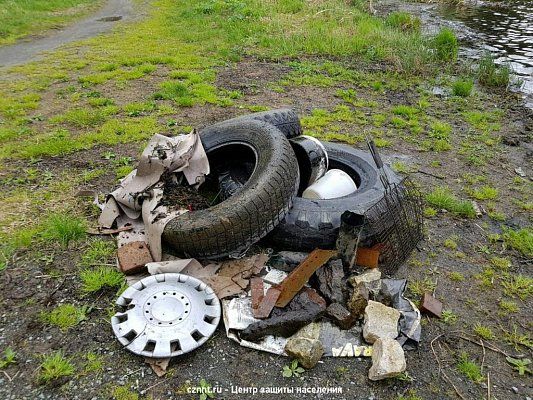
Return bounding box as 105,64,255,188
326,303,357,330
348,269,381,287
285,337,324,369
118,241,153,275
241,288,326,341
346,283,369,318
419,292,442,318
275,249,337,307
363,300,400,344
314,258,345,304
368,338,406,381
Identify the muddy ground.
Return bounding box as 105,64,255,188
0,1,532,400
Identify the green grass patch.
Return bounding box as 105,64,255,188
39,351,75,384
502,274,533,300
469,185,499,201
473,324,495,340
301,106,364,144
0,347,16,369
41,214,86,247
425,187,476,218
478,54,510,88
386,12,420,32
503,228,533,258
457,352,483,382
41,303,89,332
433,28,458,62
80,266,124,293
452,79,473,97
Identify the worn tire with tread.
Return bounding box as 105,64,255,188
267,142,400,251
162,120,300,259
200,108,302,139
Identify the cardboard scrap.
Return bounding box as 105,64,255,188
144,357,170,377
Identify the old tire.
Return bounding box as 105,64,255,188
266,142,400,251
162,120,300,259
200,108,302,139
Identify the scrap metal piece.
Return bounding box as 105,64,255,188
118,241,154,275
111,273,220,358
356,244,383,269
275,249,337,308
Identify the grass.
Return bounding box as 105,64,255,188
80,239,115,267
41,303,89,332
473,324,494,340
457,352,483,383
469,185,499,200
433,28,458,61
112,386,139,400
386,12,420,32
502,274,533,300
83,352,104,374
425,187,476,218
80,266,124,293
499,300,519,313
441,310,458,324
504,326,533,351
39,351,75,384
452,79,473,97
449,271,464,282
408,277,436,298
478,54,511,88
503,228,533,257
41,214,87,247
0,0,103,45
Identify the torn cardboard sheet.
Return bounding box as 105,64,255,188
222,298,372,357
98,131,209,261
144,254,268,299
144,357,170,377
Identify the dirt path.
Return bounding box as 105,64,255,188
0,0,137,68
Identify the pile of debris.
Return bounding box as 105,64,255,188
92,109,426,379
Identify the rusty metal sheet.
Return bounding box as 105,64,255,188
117,241,153,275
254,287,281,319
419,292,442,318
275,249,337,308
356,244,383,269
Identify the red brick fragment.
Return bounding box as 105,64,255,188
275,249,337,308
419,292,442,318
250,277,264,310
254,287,281,319
356,244,384,269
118,241,153,275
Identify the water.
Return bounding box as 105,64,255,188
437,0,533,107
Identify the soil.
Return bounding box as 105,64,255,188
160,177,211,212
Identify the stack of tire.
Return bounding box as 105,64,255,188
162,109,398,259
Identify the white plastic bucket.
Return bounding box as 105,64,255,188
302,169,357,200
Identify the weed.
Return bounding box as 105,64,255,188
83,352,104,374
41,303,89,332
469,185,499,200
503,228,533,257
51,107,109,127
391,161,411,174
499,300,519,313
476,267,496,288
448,271,464,282
408,277,436,298
425,187,476,218
398,389,423,400
395,372,414,382
504,326,533,351
39,351,75,384
490,257,511,271
457,352,483,383
423,207,437,218
41,214,87,247
444,237,458,250
197,378,215,400
441,310,458,324
506,357,531,376
386,12,420,32
452,79,473,97
433,28,458,61
80,239,115,267
502,274,533,300
473,324,495,340
112,386,139,400
0,347,16,369
80,267,124,293
392,105,418,118
478,55,510,88
282,360,305,378
429,121,451,141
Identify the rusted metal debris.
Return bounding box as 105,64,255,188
356,244,383,269
250,277,264,310
275,249,337,308
419,292,442,318
117,241,153,275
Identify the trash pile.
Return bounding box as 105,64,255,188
94,109,426,380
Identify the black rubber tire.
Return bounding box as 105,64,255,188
200,108,302,139
266,142,400,251
162,120,300,259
